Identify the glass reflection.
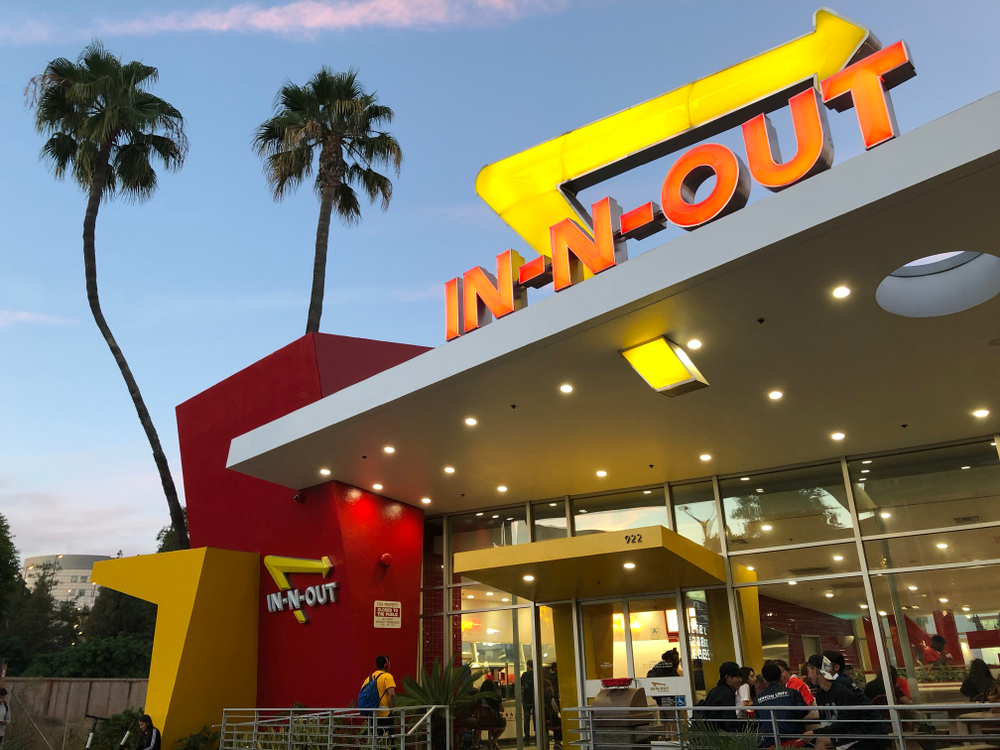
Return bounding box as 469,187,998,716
532,500,568,541
573,487,667,535
672,481,721,552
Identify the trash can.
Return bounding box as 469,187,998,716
591,680,655,750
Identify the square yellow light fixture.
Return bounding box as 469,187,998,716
620,336,709,396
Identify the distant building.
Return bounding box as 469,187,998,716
22,554,112,609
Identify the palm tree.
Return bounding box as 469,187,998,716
253,68,402,333
29,42,190,549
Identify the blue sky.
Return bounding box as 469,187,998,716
3,0,1000,562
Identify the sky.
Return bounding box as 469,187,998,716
3,0,1000,564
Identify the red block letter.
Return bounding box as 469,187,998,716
743,87,833,191
821,41,915,149
463,249,526,332
661,143,750,230
550,197,626,291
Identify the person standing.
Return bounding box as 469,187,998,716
135,715,161,750
520,660,534,740
360,655,397,735
0,688,10,746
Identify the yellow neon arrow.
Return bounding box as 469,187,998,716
263,555,333,623
475,9,874,257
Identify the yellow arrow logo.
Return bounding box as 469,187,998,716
263,554,334,623
475,9,874,257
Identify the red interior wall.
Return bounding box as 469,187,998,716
176,333,430,707
759,594,861,670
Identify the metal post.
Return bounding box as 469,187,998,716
768,707,781,748
711,475,744,664
401,709,406,750
664,483,674,532
840,457,905,747
446,706,452,750
443,515,453,668
513,610,524,750
288,709,295,750
674,587,693,701
526,501,535,543
326,710,333,750
564,497,573,537
571,598,585,710
587,709,595,750
531,606,545,750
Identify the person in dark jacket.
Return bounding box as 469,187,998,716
961,658,997,701
703,661,744,732
805,656,888,750
647,649,681,678
755,662,810,746
136,715,161,750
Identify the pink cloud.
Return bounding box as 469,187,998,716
95,0,569,37
0,310,76,327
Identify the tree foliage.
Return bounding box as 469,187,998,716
85,588,157,642
23,634,152,678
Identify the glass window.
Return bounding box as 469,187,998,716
869,565,1000,703
720,464,852,551
423,517,444,588
672,481,721,553
863,526,1000,570
450,508,529,584
735,577,873,685
532,500,568,541
451,583,516,611
730,543,860,583
581,601,626,681
685,589,737,703
539,604,579,748
453,609,534,748
850,441,1000,536
421,615,445,674
629,596,682,677
572,487,667,535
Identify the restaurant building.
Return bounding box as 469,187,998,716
93,10,1000,746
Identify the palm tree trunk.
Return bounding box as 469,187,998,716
306,186,336,334
84,143,190,550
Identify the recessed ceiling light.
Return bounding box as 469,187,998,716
623,562,636,569
833,286,851,298
501,597,510,602
880,512,891,519
384,446,395,453
444,466,455,474
319,468,331,476
878,611,887,616
467,594,474,599
700,454,712,461
825,593,834,598
860,604,868,609
498,486,508,492
643,490,652,494
961,465,971,470
741,477,750,481
962,606,970,612
560,384,573,393
596,470,607,477
579,509,588,513
492,514,499,519
475,512,483,517
939,597,948,603
832,432,845,441
768,391,783,400
373,484,383,491
687,339,702,349
486,592,493,596
523,575,534,582
936,542,948,549
862,469,870,474
833,555,844,561
421,498,431,504
465,417,477,426
973,409,990,418
788,580,797,586
746,566,755,571
908,585,918,591
761,524,773,531
549,502,558,506
756,488,764,493
862,460,872,465
506,517,513,521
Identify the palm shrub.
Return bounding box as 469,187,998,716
681,720,761,750
253,67,402,334
396,661,483,750
29,42,190,548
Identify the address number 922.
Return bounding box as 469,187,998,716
624,533,643,544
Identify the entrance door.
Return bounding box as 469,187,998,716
579,595,691,706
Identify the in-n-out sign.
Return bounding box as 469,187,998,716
263,554,339,624
445,11,915,341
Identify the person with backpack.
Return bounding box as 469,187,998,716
359,655,396,735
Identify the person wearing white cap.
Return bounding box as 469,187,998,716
804,655,888,750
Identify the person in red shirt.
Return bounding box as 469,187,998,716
922,635,952,668
775,659,816,706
